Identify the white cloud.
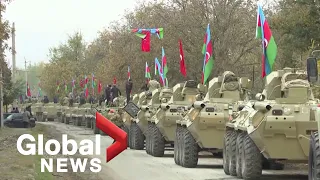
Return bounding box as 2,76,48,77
3,0,138,68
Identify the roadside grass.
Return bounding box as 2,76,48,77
0,124,53,180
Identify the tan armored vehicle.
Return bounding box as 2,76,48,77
146,87,173,155
59,96,70,123
34,101,44,122
65,100,77,124
147,80,205,157
75,103,92,126
71,103,80,126
224,68,319,179
43,102,58,121
175,72,251,167
130,80,161,150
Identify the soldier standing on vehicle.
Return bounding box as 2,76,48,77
105,85,111,106
125,79,133,103
111,84,121,102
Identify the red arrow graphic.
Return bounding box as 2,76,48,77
96,112,127,162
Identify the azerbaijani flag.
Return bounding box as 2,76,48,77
128,65,131,80
145,62,151,79
71,78,75,93
64,81,68,93
38,82,42,97
56,80,60,93
201,24,214,84
155,57,165,86
161,47,168,86
256,4,277,78
84,75,89,98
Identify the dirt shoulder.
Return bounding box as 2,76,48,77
0,124,102,180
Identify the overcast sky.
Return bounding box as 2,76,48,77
3,0,138,69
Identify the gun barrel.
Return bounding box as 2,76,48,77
193,101,206,109
253,102,271,112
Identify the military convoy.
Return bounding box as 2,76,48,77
20,63,320,179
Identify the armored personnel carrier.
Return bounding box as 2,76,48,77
146,87,173,155
43,102,58,121
65,100,77,124
75,103,92,126
147,80,204,157
71,103,80,126
34,101,44,122
224,68,319,179
175,72,251,167
130,80,161,150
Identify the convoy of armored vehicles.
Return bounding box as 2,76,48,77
17,61,320,179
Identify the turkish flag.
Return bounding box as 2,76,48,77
179,39,187,77
113,77,117,85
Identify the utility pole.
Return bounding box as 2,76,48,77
25,58,28,97
0,0,4,128
12,22,16,83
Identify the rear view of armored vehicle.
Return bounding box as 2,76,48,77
34,101,44,122
43,102,58,121
176,72,251,168
224,68,319,179
71,103,80,126
130,80,161,150
75,102,92,127
65,100,77,124
147,80,204,157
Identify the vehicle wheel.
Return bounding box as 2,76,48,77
65,117,69,124
61,115,65,123
228,130,237,176
223,129,232,175
121,125,130,147
43,115,47,121
131,122,145,150
76,117,82,126
24,122,30,128
174,125,181,165
146,122,152,154
180,126,198,168
309,131,320,180
93,120,100,134
241,133,262,180
150,123,165,157
86,117,91,128
236,131,246,178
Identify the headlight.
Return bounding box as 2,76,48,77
170,109,177,113
205,107,215,112
272,109,283,115
283,107,292,115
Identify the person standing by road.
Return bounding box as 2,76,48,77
125,79,133,103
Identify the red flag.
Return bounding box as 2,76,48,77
98,80,102,94
179,39,187,77
141,31,151,52
85,88,89,98
113,77,117,85
26,82,31,97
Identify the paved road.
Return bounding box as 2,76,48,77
39,122,308,180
